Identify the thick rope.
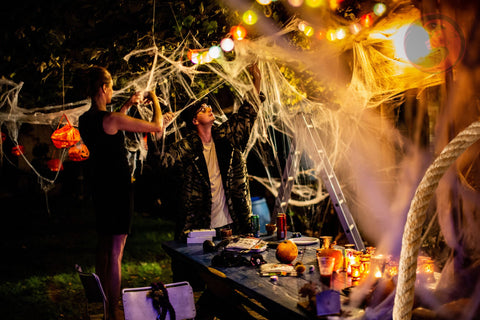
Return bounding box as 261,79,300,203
393,120,480,320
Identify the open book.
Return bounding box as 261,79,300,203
225,237,268,253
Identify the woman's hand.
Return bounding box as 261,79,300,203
120,92,144,114
163,112,175,127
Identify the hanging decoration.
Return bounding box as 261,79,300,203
11,145,25,156
47,158,64,172
68,141,90,162
51,113,81,149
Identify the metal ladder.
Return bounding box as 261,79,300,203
272,113,365,251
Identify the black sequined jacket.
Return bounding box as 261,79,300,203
161,99,258,240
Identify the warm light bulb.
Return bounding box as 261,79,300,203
336,27,346,40
208,46,222,59
230,25,247,40
288,0,304,7
298,21,307,32
256,0,272,4
326,29,336,41
304,25,314,37
220,38,234,52
361,13,374,27
305,0,325,8
243,10,258,25
188,49,200,64
350,23,362,35
373,3,387,16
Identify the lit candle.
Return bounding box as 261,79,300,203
351,264,361,280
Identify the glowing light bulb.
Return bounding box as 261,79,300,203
243,10,258,25
220,38,234,52
304,25,314,37
329,0,342,10
209,46,222,59
288,0,304,7
256,0,272,4
188,49,200,64
326,29,336,41
230,25,247,40
202,51,213,64
350,23,362,35
335,27,346,40
361,13,374,27
373,3,387,16
298,21,307,32
316,30,326,40
305,0,325,8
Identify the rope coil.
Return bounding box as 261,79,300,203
393,121,480,320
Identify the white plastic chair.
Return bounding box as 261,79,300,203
122,281,196,320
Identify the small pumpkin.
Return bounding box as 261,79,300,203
276,239,298,264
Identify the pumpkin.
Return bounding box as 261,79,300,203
11,145,25,156
275,239,298,264
51,114,81,148
316,248,344,272
68,142,90,161
47,158,64,172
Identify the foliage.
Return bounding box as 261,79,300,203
0,191,175,320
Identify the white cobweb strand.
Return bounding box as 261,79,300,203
1,10,441,233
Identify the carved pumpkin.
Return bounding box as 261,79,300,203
47,158,64,172
51,114,80,148
68,142,90,161
11,145,25,156
275,239,298,264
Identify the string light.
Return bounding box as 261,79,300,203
231,25,247,40
336,27,346,40
208,45,222,59
304,25,315,37
305,0,326,8
243,10,258,25
220,38,235,52
361,13,374,27
373,3,387,16
288,0,304,8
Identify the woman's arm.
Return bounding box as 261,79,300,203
103,91,164,135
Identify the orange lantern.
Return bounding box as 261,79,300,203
230,25,247,40
11,145,25,156
51,113,81,148
47,158,64,172
68,142,90,161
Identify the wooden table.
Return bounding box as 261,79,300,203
162,238,354,319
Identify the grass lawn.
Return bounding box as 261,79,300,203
0,184,176,320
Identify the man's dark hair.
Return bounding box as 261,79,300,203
181,97,209,130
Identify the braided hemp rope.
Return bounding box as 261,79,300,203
393,121,480,320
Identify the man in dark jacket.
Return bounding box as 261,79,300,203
161,64,262,241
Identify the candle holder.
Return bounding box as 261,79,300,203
351,264,361,281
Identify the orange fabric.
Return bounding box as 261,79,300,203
51,114,81,148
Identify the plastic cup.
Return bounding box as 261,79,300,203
318,256,335,287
